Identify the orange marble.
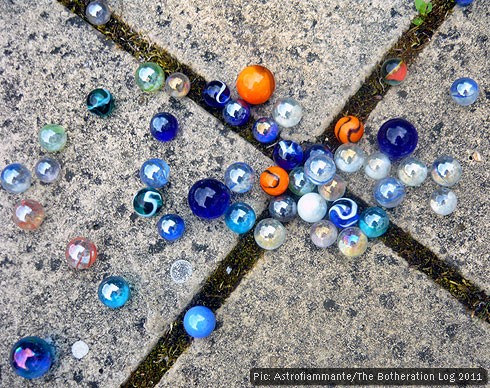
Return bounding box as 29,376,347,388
334,116,364,143
260,166,289,196
236,65,275,105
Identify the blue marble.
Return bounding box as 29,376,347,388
140,158,170,188
252,118,279,144
224,202,256,234
304,154,336,185
98,276,131,309
223,99,251,126
86,88,114,117
1,163,31,194
328,198,359,229
377,118,418,161
272,140,303,171
10,336,53,379
431,155,462,187
183,306,216,338
157,214,185,241
35,157,61,184
188,178,231,219
455,0,473,4
373,177,406,208
150,112,179,142
450,77,479,106
304,144,333,161
133,188,164,217
224,162,254,194
202,80,231,109
288,167,315,196
359,207,390,238
268,195,297,222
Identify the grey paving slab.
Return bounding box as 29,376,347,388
343,2,490,291
107,0,417,143
160,219,490,387
0,1,270,386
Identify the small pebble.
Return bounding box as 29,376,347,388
72,340,89,359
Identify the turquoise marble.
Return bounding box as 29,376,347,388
87,88,114,117
133,188,164,217
359,207,390,238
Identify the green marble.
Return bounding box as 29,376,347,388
135,62,165,93
39,124,67,152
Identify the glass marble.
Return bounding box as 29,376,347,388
13,199,45,230
304,144,333,161
304,154,336,185
272,98,303,128
133,188,164,217
35,157,61,184
364,152,391,180
66,237,97,269
334,116,364,143
359,207,389,238
260,166,289,196
455,0,473,5
431,155,462,187
254,218,286,250
236,65,275,105
164,72,191,98
310,220,338,248
170,259,193,283
430,188,457,216
334,143,366,173
337,227,368,258
381,58,408,86
450,77,479,106
1,163,31,194
85,0,111,25
318,174,346,202
98,276,131,309
183,306,216,338
140,158,170,188
188,178,231,219
150,112,179,142
273,140,304,171
252,117,279,144
224,202,256,234
202,80,231,109
377,118,418,161
297,193,327,223
328,198,359,229
397,156,427,187
373,177,406,208
135,62,165,93
10,336,53,379
268,195,297,222
224,162,254,194
223,99,251,126
86,88,114,117
39,124,67,152
288,167,315,197
157,214,185,241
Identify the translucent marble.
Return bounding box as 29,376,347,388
288,167,315,197
86,88,114,117
85,0,111,25
1,163,31,193
450,77,479,106
10,336,53,379
164,72,191,98
183,306,216,338
430,188,457,216
328,198,359,229
337,227,368,258
170,259,193,283
65,237,97,269
140,158,170,188
304,154,336,185
223,99,251,126
431,155,462,187
304,144,333,160
252,117,279,144
374,177,406,208
310,220,338,248
381,58,407,86
273,140,304,171
188,179,231,219
202,80,231,109
272,98,303,128
150,112,179,142
157,214,185,241
268,195,297,222
12,199,45,230
133,188,164,217
224,202,256,234
297,193,327,223
98,276,131,309
39,124,67,152
254,218,286,250
135,62,165,93
377,118,418,161
224,162,255,193
397,156,427,187
334,143,366,173
318,174,346,202
35,157,61,184
364,152,391,180
359,207,389,238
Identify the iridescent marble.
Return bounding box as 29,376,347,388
133,188,164,217
334,143,366,173
254,218,286,250
35,157,61,184
288,167,315,197
310,220,338,248
337,227,368,258
304,154,336,185
164,72,191,98
252,117,279,144
10,336,53,379
202,80,231,109
268,195,297,222
39,124,67,152
170,259,193,283
450,77,479,106
373,177,406,208
273,140,304,171
377,118,418,161
364,152,391,180
188,179,231,219
98,276,131,309
224,202,256,234
272,98,303,128
328,198,359,229
224,162,255,193
297,193,327,223
140,158,170,188
12,199,45,230
1,163,31,193
223,99,251,126
397,156,427,187
318,174,346,202
304,144,333,160
85,0,111,25
359,207,389,238
150,112,179,142
183,306,216,338
430,188,457,216
65,237,97,269
86,88,114,117
135,62,165,93
431,155,462,187
157,214,185,241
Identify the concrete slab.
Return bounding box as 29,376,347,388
107,0,417,143
0,1,270,386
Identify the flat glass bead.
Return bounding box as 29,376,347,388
85,0,111,25
133,188,164,217
34,157,61,183
10,336,53,379
86,88,114,117
135,62,165,93
188,179,231,219
39,124,67,152
1,163,31,194
12,199,45,230
157,214,185,241
140,158,170,188
65,237,97,269
164,72,191,98
224,202,256,234
170,259,193,283
98,276,131,309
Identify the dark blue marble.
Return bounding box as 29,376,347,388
377,118,418,161
188,178,231,219
455,0,473,5
328,198,359,229
157,214,185,241
183,306,216,338
222,99,251,126
10,337,53,379
86,88,114,117
252,117,279,143
150,112,179,142
272,140,304,171
202,80,231,109
304,144,333,161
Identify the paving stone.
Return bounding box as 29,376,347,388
161,219,490,387
107,0,417,143
0,2,270,386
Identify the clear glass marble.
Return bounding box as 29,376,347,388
318,174,346,202
140,158,170,188
450,77,479,106
39,124,67,152
170,259,193,283
310,220,338,248
297,193,327,223
304,154,336,185
268,195,297,222
337,227,368,257
334,143,366,173
254,218,286,250
85,0,111,25
164,72,191,98
1,163,31,194
13,199,45,230
35,157,61,184
430,188,457,216
373,177,406,208
65,237,97,270
272,98,303,128
224,162,255,194
364,152,391,180
135,62,165,93
431,155,462,187
397,156,427,187
288,167,315,196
